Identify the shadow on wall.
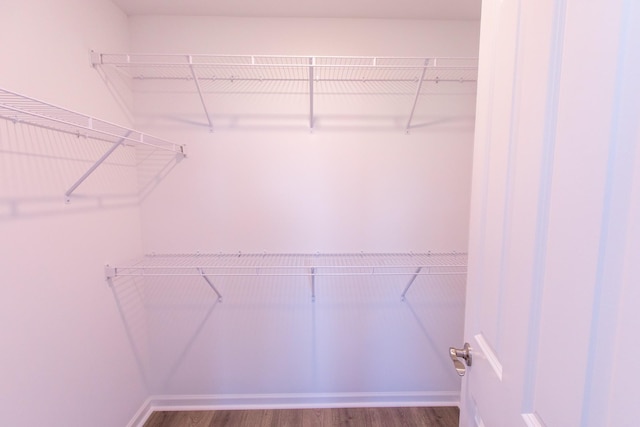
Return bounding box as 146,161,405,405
402,274,467,377
107,268,466,396
108,274,221,392
92,57,135,126
0,120,183,220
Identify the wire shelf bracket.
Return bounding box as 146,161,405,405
405,59,429,134
308,57,315,132
198,268,223,302
401,267,423,301
64,130,129,203
188,55,214,133
0,87,186,203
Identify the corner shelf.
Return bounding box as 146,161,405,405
0,87,186,202
105,252,468,302
92,52,478,132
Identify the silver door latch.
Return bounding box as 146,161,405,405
449,343,472,376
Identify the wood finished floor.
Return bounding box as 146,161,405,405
143,406,459,427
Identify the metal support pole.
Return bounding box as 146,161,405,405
199,269,223,302
311,267,316,302
405,59,429,134
401,267,423,301
64,131,131,203
309,57,315,131
188,56,214,132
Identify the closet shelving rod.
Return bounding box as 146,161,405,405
114,77,474,83
107,272,465,278
106,263,465,271
114,72,471,85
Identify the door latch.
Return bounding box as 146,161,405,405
449,342,472,376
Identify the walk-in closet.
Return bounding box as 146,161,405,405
6,1,636,426
3,2,481,426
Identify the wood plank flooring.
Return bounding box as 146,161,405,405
144,406,459,427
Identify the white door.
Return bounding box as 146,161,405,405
458,0,640,426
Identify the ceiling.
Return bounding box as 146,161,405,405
110,0,482,20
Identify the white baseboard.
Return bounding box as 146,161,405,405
129,391,460,427
522,412,544,427
127,397,153,427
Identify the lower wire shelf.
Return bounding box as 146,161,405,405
105,252,467,302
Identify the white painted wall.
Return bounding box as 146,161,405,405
125,16,479,404
0,1,148,425
129,16,479,57
130,17,479,253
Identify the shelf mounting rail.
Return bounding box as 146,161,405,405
0,87,186,203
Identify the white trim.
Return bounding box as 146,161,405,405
474,333,503,380
474,410,486,427
126,397,153,427
129,391,460,427
522,412,545,427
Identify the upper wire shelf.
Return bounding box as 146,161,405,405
106,251,467,276
92,52,478,132
0,87,184,153
105,252,468,302
93,53,478,83
0,87,186,202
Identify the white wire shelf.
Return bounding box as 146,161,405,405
92,53,478,132
0,87,184,153
105,252,468,301
0,87,186,202
93,54,478,83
